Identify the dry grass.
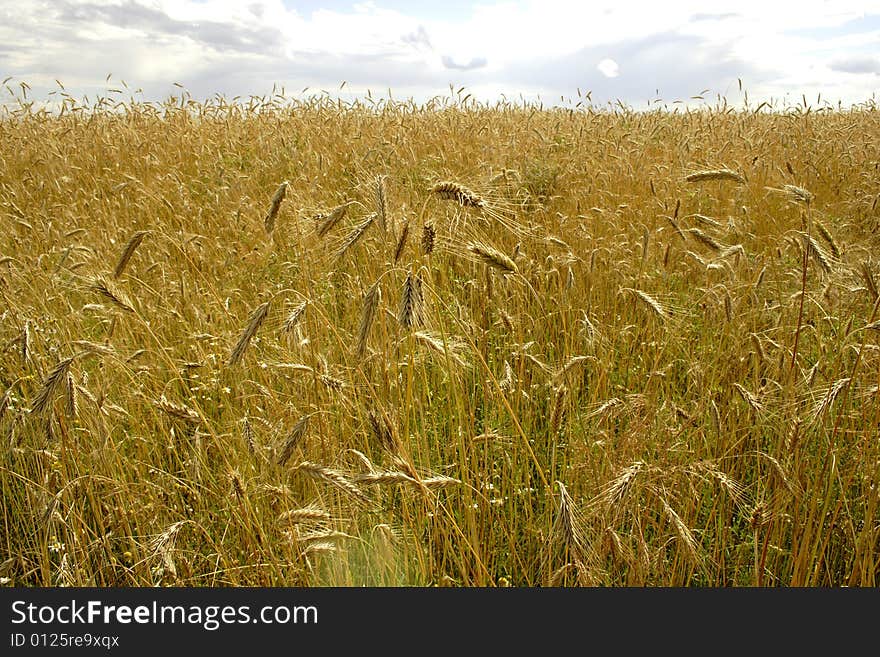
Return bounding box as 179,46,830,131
1,86,879,588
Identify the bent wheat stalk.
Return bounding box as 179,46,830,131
264,181,288,233
229,301,270,366
356,281,381,357
685,168,745,184
430,180,486,208
113,230,149,279
30,357,77,415
468,242,518,273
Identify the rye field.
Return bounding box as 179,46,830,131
1,89,879,587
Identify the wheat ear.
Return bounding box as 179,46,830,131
228,301,270,366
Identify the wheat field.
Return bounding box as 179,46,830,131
1,87,878,587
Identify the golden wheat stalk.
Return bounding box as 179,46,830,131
228,301,270,366
242,415,255,454
299,540,338,557
586,397,623,422
549,385,567,435
149,521,186,578
367,409,398,454
552,481,588,558
799,232,833,274
859,261,878,301
684,169,746,184
277,415,310,466
766,184,813,205
760,452,795,495
420,475,462,489
156,395,201,424
91,276,135,313
498,360,515,392
70,340,115,359
693,462,748,504
665,215,686,241
315,201,351,238
30,356,77,415
414,330,468,367
594,461,644,508
733,383,764,414
659,495,701,565
549,563,578,587
393,219,409,263
283,300,307,333
264,181,288,233
398,270,423,328
430,180,486,207
783,184,813,205
20,320,31,363
809,377,851,424
516,350,551,374
356,281,381,358
688,228,724,252
64,371,77,419
268,362,314,373
294,461,371,504
553,355,592,385
354,471,419,486
815,221,841,259
750,333,766,365
688,213,722,228
467,242,517,273
718,244,745,259
336,213,375,260
229,470,246,498
421,222,436,255
374,175,388,233
318,373,345,391
623,288,669,322
685,168,745,184
113,230,149,279
347,448,377,474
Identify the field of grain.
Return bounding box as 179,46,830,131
1,89,878,586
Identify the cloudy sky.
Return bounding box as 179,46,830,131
1,0,879,109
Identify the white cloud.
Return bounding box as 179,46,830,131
597,59,619,78
831,56,880,74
